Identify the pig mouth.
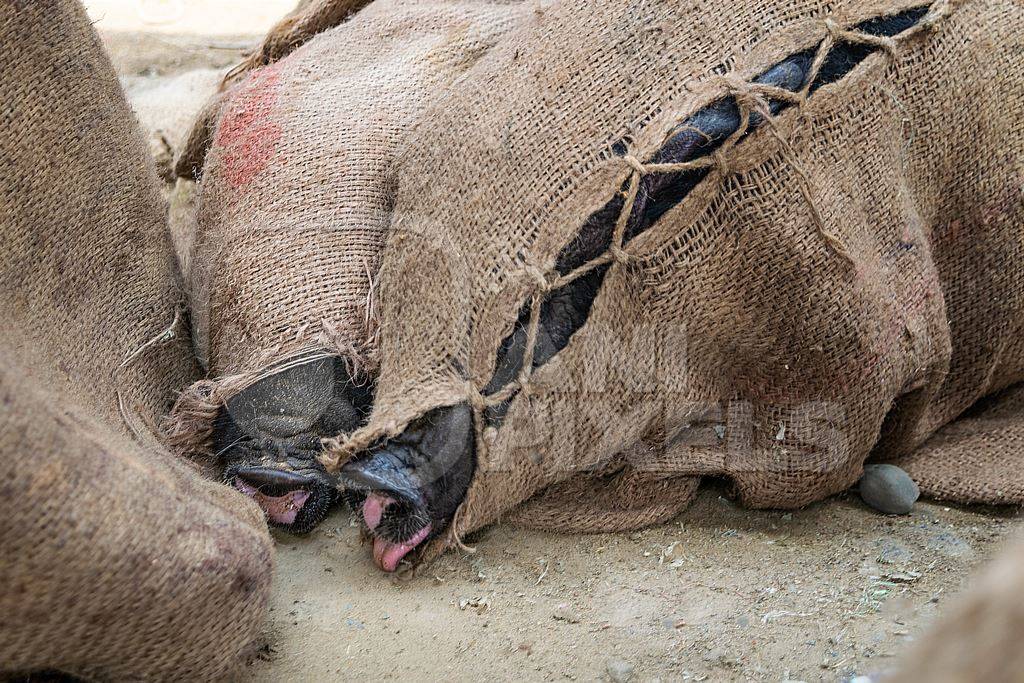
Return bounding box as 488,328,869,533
339,404,476,572
234,479,309,528
225,464,338,534
234,478,310,526
342,490,434,572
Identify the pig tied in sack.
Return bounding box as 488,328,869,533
0,0,273,678
165,0,527,540
327,0,1024,569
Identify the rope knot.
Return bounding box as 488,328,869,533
609,242,632,264
524,263,553,293
622,154,647,176
711,149,732,176
719,74,751,98
467,380,488,414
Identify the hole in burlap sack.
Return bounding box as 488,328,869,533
808,7,929,92
482,5,929,426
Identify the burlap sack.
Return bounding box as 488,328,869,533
889,535,1024,682
166,0,527,450
327,0,1024,559
0,1,273,678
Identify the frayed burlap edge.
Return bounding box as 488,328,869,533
163,314,380,457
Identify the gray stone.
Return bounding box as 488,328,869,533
859,465,919,515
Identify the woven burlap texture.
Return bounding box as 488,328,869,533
319,0,1023,561
0,1,274,678
167,0,528,454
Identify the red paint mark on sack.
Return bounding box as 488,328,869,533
214,65,283,190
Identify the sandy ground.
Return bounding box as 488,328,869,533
254,494,1021,682
93,5,1024,681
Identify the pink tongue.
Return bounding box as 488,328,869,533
372,524,432,572
234,478,311,526
361,493,393,532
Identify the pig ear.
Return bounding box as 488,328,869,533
173,0,374,181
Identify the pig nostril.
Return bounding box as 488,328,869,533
339,449,424,509
235,466,314,490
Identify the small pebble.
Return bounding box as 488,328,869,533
859,464,919,514
606,658,634,682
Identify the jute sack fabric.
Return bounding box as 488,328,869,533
326,0,1024,559
168,0,527,450
0,1,273,678
889,534,1024,682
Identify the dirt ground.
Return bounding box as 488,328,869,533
90,4,1024,681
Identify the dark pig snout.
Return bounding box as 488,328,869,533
235,466,315,491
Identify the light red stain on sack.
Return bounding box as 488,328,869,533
214,65,283,190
